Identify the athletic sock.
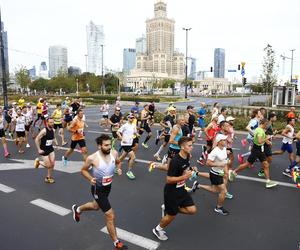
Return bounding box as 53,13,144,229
289,160,297,170
144,135,151,144
114,240,119,246
76,207,81,213
156,225,163,231
155,145,164,156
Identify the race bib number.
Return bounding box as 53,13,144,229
46,140,53,146
77,128,84,135
176,180,185,188
102,175,113,186
16,123,25,131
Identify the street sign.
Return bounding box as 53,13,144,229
228,70,237,72
241,69,245,76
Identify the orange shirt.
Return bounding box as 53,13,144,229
287,111,295,119
70,117,85,141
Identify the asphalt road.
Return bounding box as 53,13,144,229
0,106,299,250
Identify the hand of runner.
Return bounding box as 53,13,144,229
184,170,193,180
90,178,96,185
38,149,45,155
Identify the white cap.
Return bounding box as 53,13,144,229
215,134,228,143
226,116,235,122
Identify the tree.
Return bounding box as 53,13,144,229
15,66,31,90
261,44,277,93
30,78,49,91
162,79,176,95
103,73,119,94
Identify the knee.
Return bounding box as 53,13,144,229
106,210,115,221
93,203,100,211
189,206,197,215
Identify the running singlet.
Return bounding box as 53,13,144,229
37,102,43,114
207,122,218,141
282,125,294,144
0,116,4,129
15,116,25,132
93,152,115,187
53,109,62,124
170,125,183,150
70,118,85,141
40,127,54,152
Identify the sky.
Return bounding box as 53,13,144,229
1,0,300,81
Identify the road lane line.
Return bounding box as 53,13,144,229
237,175,297,188
100,227,160,250
30,199,71,216
0,183,16,193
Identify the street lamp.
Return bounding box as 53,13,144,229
290,49,296,83
183,28,191,99
76,78,79,96
101,44,104,94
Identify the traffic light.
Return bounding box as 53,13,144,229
210,67,213,72
238,65,241,70
243,77,247,86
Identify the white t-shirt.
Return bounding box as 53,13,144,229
0,115,4,129
24,112,33,126
208,146,227,174
101,104,110,116
15,116,26,132
282,124,294,144
118,122,137,146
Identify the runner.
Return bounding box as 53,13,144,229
52,104,67,146
63,106,73,128
186,105,196,138
71,98,80,117
100,100,110,131
15,108,26,154
152,136,197,241
34,118,56,184
62,109,88,166
41,99,49,127
139,104,152,149
71,134,127,250
272,118,297,177
212,102,220,117
191,134,230,215
153,106,176,161
238,109,261,164
229,118,278,188
258,112,277,177
4,106,13,138
115,96,121,110
0,107,10,157
18,96,25,109
22,106,33,148
149,115,185,172
109,107,123,150
148,101,156,126
217,107,227,125
287,107,296,120
197,102,206,140
33,98,44,129
117,113,139,180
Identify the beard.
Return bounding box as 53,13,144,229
101,148,111,155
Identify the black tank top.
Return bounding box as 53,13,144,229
40,127,54,151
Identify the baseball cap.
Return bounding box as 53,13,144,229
215,134,228,143
115,107,121,111
226,116,235,122
127,113,135,119
168,106,176,112
187,105,194,110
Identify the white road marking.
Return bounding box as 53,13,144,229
101,227,160,250
237,175,297,188
30,199,71,216
193,142,241,151
0,183,16,193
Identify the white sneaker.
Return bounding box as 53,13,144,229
162,154,168,165
152,228,168,241
26,144,30,148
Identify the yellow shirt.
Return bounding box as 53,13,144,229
37,102,43,114
52,109,62,124
18,98,25,108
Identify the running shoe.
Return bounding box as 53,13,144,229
71,204,80,222
197,157,205,166
154,154,161,161
142,143,149,149
34,158,40,169
44,177,55,184
126,171,135,180
282,168,292,178
266,180,278,188
162,154,168,165
184,185,191,192
62,156,68,166
292,167,300,184
214,207,229,216
238,154,244,164
225,192,234,199
152,228,168,241
258,170,265,177
115,241,128,250
191,181,199,193
4,152,10,158
148,162,157,172
229,170,237,182
241,138,247,147
26,143,30,148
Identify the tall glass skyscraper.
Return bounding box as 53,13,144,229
188,57,197,80
135,35,147,54
86,21,104,75
123,48,136,74
48,45,68,78
0,22,9,79
214,48,225,78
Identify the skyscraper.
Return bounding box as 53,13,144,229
0,21,9,79
214,48,225,78
86,21,104,75
135,0,184,77
136,35,147,54
188,57,196,80
48,45,68,78
28,66,36,80
39,62,48,79
123,48,136,74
